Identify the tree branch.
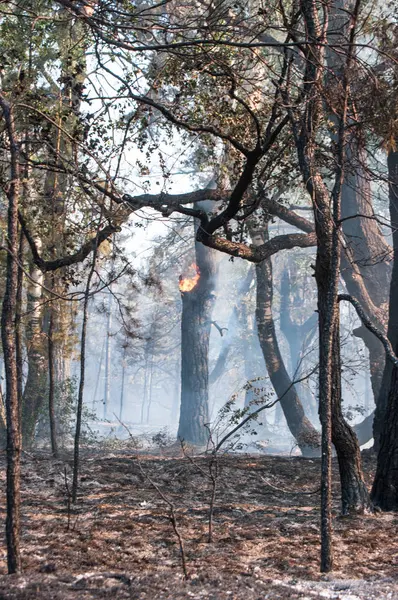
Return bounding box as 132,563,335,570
197,230,316,263
338,294,398,367
19,212,120,273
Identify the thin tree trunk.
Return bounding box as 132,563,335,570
0,96,22,573
119,343,127,421
371,147,398,509
294,1,372,570
91,335,105,412
374,148,398,452
252,226,321,457
48,308,58,457
141,336,151,424
331,322,372,514
146,355,154,424
327,0,390,420
103,288,112,420
15,230,24,421
72,247,98,503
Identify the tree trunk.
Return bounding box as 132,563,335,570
293,0,371,568
21,250,47,447
72,250,98,502
327,0,390,415
371,148,398,509
253,226,321,457
119,342,127,421
331,322,372,514
48,309,58,457
15,231,24,423
0,96,22,573
177,222,217,446
103,288,112,420
371,366,398,509
373,148,398,451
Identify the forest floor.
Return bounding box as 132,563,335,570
0,447,397,599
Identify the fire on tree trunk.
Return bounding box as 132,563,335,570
177,237,217,446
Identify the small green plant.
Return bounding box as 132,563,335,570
211,377,274,452
36,377,100,449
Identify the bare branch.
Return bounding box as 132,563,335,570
338,294,398,367
19,212,120,273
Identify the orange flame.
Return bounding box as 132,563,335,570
179,263,200,292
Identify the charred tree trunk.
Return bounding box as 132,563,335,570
48,308,58,457
72,248,98,503
21,243,47,447
177,223,217,446
373,148,398,452
253,226,321,457
0,96,22,573
371,148,398,509
371,367,398,509
103,288,112,420
331,322,372,514
293,0,371,569
15,231,24,424
327,0,390,414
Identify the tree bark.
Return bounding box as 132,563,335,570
0,96,22,573
177,220,217,445
371,148,398,509
48,308,58,457
21,248,47,447
253,226,321,457
371,366,398,509
326,0,390,418
15,230,24,427
103,288,112,420
331,322,372,514
373,148,398,451
72,248,98,502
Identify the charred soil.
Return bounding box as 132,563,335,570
0,450,397,599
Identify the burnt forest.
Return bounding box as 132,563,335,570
0,1,398,598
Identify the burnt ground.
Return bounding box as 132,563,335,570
0,448,397,599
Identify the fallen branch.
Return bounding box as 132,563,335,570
260,475,320,496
